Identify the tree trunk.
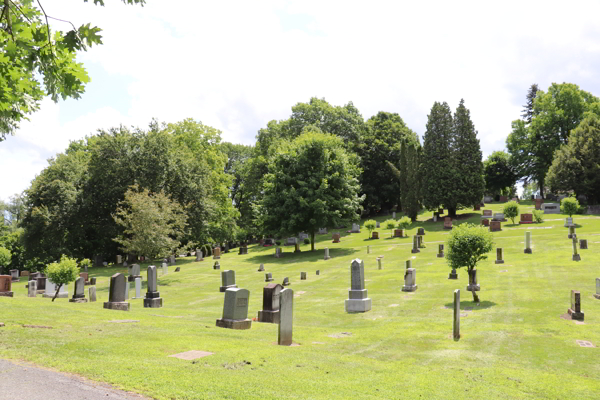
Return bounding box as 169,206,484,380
471,288,480,303
539,178,545,199
311,231,315,251
52,284,62,302
448,207,457,218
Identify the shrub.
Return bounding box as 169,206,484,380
45,255,80,302
397,216,411,236
576,205,587,215
532,209,544,223
303,238,310,245
383,219,396,237
79,258,92,270
561,197,579,217
275,241,281,246
0,247,11,268
503,201,519,224
203,244,212,257
364,219,376,235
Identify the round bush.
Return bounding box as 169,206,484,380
303,238,310,245
503,201,519,224
561,197,579,217
0,247,11,268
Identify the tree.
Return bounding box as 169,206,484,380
113,185,188,260
0,247,11,269
483,151,517,197
45,255,79,301
393,140,422,221
259,131,363,251
0,0,144,141
546,116,600,204
383,219,396,238
521,84,539,123
560,197,579,217
503,201,519,224
453,99,486,208
364,219,376,237
421,102,456,215
446,223,494,303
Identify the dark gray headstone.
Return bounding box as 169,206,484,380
108,273,126,303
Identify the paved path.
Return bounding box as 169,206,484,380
0,359,151,400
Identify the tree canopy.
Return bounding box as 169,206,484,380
483,151,517,196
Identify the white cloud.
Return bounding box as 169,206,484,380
2,0,600,200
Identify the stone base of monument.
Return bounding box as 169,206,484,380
466,284,480,291
0,292,14,297
448,271,458,280
411,248,420,254
70,297,88,303
524,249,532,254
258,310,280,323
36,290,45,295
437,252,444,258
402,284,417,292
495,260,504,264
345,298,372,312
216,318,252,329
213,256,220,260
143,297,163,308
103,301,130,310
219,284,238,292
594,294,600,300
572,254,581,261
43,292,67,298
568,308,584,321
128,275,142,282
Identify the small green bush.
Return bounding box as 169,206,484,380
561,197,579,217
79,258,92,270
45,255,80,302
303,238,310,244
364,219,376,234
397,216,411,236
576,205,587,215
503,201,519,224
532,209,544,223
383,219,396,237
0,247,11,268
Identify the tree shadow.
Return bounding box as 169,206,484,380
444,300,496,310
246,247,360,264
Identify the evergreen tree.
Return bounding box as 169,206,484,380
403,142,422,221
521,84,539,123
453,99,485,209
421,102,456,215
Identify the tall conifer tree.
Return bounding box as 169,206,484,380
402,141,422,221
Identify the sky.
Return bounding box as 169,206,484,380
2,0,600,201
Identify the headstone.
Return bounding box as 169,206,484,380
453,289,460,340
483,196,493,203
572,239,581,261
278,288,293,346
367,245,370,254
402,268,417,292
535,198,543,210
116,255,122,264
524,231,532,254
195,249,204,261
300,272,306,280
351,223,360,233
564,217,574,228
0,275,13,297
495,248,504,264
519,213,533,224
162,262,168,275
499,196,508,202
213,247,221,259
220,270,237,292
9,269,19,282
332,233,341,243
542,202,559,214
434,244,444,258
169,255,176,265
473,204,481,211
133,277,142,298
444,217,452,230
216,288,252,329
238,246,248,255
375,222,380,228
282,277,290,286
103,273,128,310
89,286,97,302
417,235,425,248
84,263,89,273
580,239,588,250
482,210,493,218
492,213,505,221
90,277,96,285
394,229,403,238
69,277,87,303
448,268,458,280
568,290,584,321
371,231,379,239
405,259,412,269
79,272,89,286
174,267,180,272
36,277,47,294
568,225,576,239
128,264,141,282
417,228,425,236
594,278,600,300
265,273,274,282
124,281,130,300
144,265,162,308
316,270,320,275
411,235,420,253
28,280,37,297
42,280,68,298
123,261,128,268
286,237,297,246
258,283,283,323
294,243,301,253
489,220,502,232
377,257,383,270
213,261,220,270
299,232,309,240
345,259,371,313
20,270,29,277
324,248,331,260
319,227,328,234
438,208,444,214
258,263,265,272
467,269,480,291
481,218,490,227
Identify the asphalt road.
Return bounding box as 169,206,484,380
0,359,151,400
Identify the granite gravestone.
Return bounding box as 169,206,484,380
162,262,168,275
495,248,504,264
169,255,176,265
481,218,490,227
417,228,425,236
36,277,46,294
594,278,600,300
294,243,301,253
402,268,417,292
377,257,383,270
9,269,19,282
405,260,412,269
238,246,248,255
300,272,306,280
411,235,420,254
371,231,379,239
220,270,237,292
580,239,588,250
345,259,371,313
90,277,96,285
282,277,290,286
392,212,396,219
274,247,283,259
79,272,89,285
324,248,331,260
213,247,221,260
0,275,13,297
524,231,532,254
216,288,252,329
542,203,559,214
568,290,584,321
492,213,505,222
133,277,142,298
351,223,360,233
258,263,265,272
258,283,282,323
89,286,97,302
332,233,341,243
535,198,543,210
482,210,493,218
444,217,452,230
286,237,297,246
278,288,294,346
367,245,370,254
394,229,403,238
103,273,129,310
319,227,328,234
69,277,87,303
489,220,502,232
42,280,68,298
467,269,480,291
128,264,142,282
519,213,533,224
568,226,575,239
316,270,320,275
572,240,581,261
453,289,460,340
437,244,444,258
144,265,162,308
195,249,204,262
28,280,37,297
564,217,574,228
265,273,274,282
448,268,458,280
213,261,220,270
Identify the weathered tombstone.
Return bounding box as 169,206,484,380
0,276,13,297
524,231,532,254
286,237,297,246
493,213,505,221
162,262,168,275
90,277,96,285
300,272,306,280
375,222,380,229
564,217,574,228
238,246,248,255
499,195,508,202
482,210,493,218
444,217,452,230
258,263,265,272
568,226,576,239
481,218,490,227
195,249,204,262
467,269,480,291
213,261,220,270
568,290,584,321
483,196,493,203
402,268,417,292
572,240,581,261
294,243,301,253
345,259,371,313
324,248,331,260
116,255,122,264
411,235,420,254
580,239,588,250
168,255,175,266
220,270,237,292
594,278,600,300
371,231,379,239
448,268,458,280
9,269,19,282
489,221,502,232
213,247,221,260
216,288,251,329
316,270,320,275
42,280,68,298
542,202,559,214
519,213,533,224
89,286,97,302
437,244,444,258
367,245,370,254
103,273,129,310
282,277,290,286
128,264,141,282
433,213,438,222
417,235,425,248
332,233,341,243
27,280,37,297
144,265,162,308
258,283,283,323
265,273,274,282
298,232,309,240
133,277,142,298
377,257,383,270
174,267,180,272
124,280,130,300
278,288,293,346
69,277,87,303
453,289,460,340
535,198,543,210
417,227,425,236
394,229,403,238
495,248,504,264
35,277,47,294
351,223,360,233
274,247,283,259
405,259,412,269
123,261,128,268
319,227,328,234
20,270,29,277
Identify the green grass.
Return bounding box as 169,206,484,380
1,200,600,399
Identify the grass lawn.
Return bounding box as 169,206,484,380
1,200,600,399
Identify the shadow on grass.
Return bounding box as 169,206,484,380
444,300,497,310
246,247,359,264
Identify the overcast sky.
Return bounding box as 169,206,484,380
2,0,600,201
